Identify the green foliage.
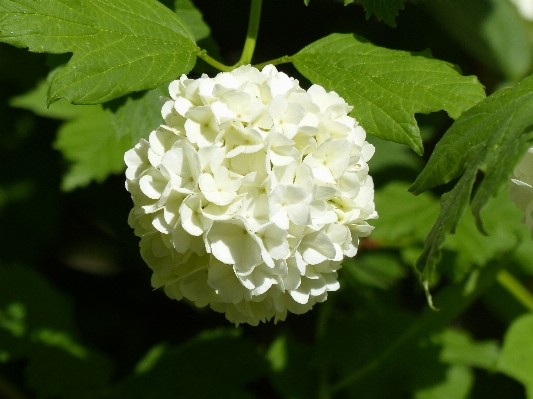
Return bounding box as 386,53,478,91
2,0,533,398
292,33,486,155
0,0,197,104
426,0,532,82
357,0,406,27
108,86,168,145
498,313,533,398
436,329,499,370
0,264,113,398
9,80,80,120
174,0,210,42
108,330,268,399
106,0,212,146
10,80,130,190
307,0,406,27
267,334,316,399
54,106,131,191
410,75,533,284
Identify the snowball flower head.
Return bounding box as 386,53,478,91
509,146,533,233
510,0,533,21
125,65,377,325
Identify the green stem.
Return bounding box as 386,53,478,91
497,269,533,312
197,49,233,72
238,0,263,65
253,55,293,70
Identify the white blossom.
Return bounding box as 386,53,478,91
509,146,533,232
125,65,377,325
510,0,533,21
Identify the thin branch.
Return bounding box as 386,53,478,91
197,50,234,72
253,55,293,70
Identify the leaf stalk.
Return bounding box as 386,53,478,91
253,55,293,70
197,49,234,72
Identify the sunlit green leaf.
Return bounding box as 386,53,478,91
292,33,486,155
54,106,130,191
414,365,473,399
498,313,533,398
0,0,197,104
174,0,210,42
9,80,81,120
410,75,533,281
108,86,167,145
437,329,499,370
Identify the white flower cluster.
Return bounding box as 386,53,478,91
125,65,377,325
509,146,533,233
510,0,533,21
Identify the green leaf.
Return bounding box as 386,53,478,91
372,182,440,245
109,86,167,145
54,105,131,191
266,334,316,399
174,0,210,42
343,253,406,289
10,80,130,190
367,135,423,174
414,365,473,399
425,0,532,82
327,259,503,394
0,0,198,104
0,264,113,398
107,0,211,145
409,75,533,282
9,80,81,120
292,33,486,155
109,329,268,399
437,329,500,370
372,183,531,284
444,188,529,279
498,313,533,398
358,0,406,27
